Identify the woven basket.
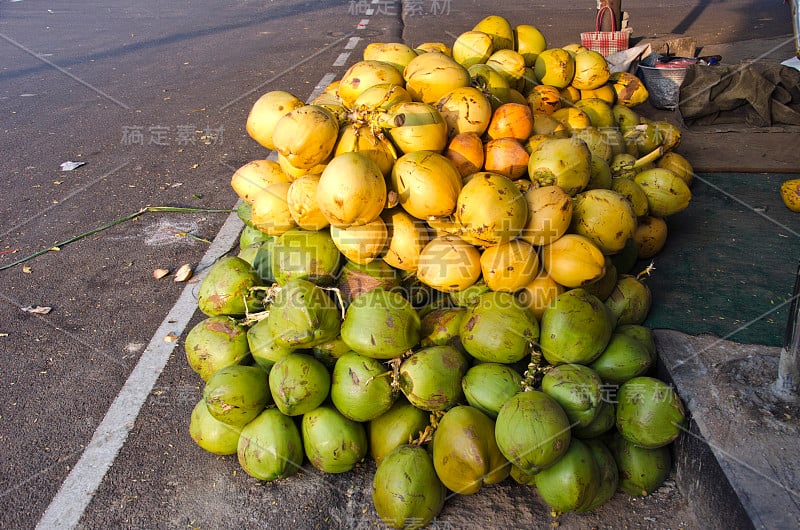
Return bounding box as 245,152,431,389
580,6,631,57
637,54,690,110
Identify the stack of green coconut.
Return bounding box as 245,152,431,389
185,14,692,529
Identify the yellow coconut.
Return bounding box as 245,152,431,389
251,182,297,236
440,135,482,179
612,104,643,132
452,31,494,68
403,52,471,105
579,84,617,105
436,86,493,137
334,124,397,178
417,235,482,292
571,50,611,91
781,179,800,212
551,107,592,131
533,48,575,89
483,138,529,181
609,71,650,107
586,155,613,190
656,152,694,187
541,234,606,288
391,151,463,220
468,64,513,110
352,83,412,113
559,85,582,105
574,98,616,129
311,90,348,122
272,105,339,169
480,239,540,292
363,42,419,75
520,184,573,246
456,172,528,245
231,159,292,204
532,113,568,136
277,152,327,180
287,174,329,231
570,189,638,254
562,43,588,56
382,208,430,271
330,217,388,265
486,102,534,141
246,90,305,150
338,60,405,108
571,127,613,163
473,15,515,51
611,176,650,217
527,85,562,115
633,216,668,259
528,137,592,196
316,152,387,228
515,24,547,66
416,42,452,56
486,49,527,85
518,271,566,320
634,168,692,217
384,102,449,154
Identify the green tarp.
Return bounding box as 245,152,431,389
643,173,799,347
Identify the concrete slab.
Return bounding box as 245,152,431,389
655,330,800,529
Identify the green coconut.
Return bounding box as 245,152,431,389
331,352,397,422
399,345,469,411
462,362,523,419
302,405,368,473
197,256,262,317
459,291,539,364
340,288,421,359
495,390,571,473
432,405,509,494
372,445,446,529
369,398,431,466
189,399,242,455
185,316,250,381
269,227,342,286
589,332,654,384
269,352,331,416
616,376,686,449
237,408,303,481
265,278,341,350
202,365,271,427
541,364,604,428
607,433,672,496
534,438,600,513
539,288,614,365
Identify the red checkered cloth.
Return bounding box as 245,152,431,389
581,6,631,57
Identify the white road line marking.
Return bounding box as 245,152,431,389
35,210,244,530
333,52,351,67
345,36,360,50
357,18,369,28
309,73,337,101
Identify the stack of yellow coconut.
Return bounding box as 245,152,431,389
188,14,697,529
235,14,692,304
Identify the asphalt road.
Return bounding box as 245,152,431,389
0,1,795,529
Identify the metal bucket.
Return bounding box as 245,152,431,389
637,54,690,111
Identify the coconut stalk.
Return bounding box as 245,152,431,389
773,261,800,402
0,206,233,272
